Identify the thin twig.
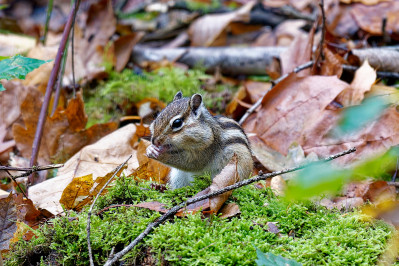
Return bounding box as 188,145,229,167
52,39,69,116
28,0,81,187
318,0,326,60
0,163,28,199
71,0,78,97
104,147,356,266
0,164,64,172
87,155,132,266
342,64,399,80
3,164,64,181
41,0,54,44
238,60,314,125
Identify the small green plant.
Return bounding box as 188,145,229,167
0,55,51,91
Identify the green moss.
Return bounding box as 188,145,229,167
5,177,393,265
84,67,234,127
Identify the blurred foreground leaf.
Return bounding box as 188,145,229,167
255,248,301,266
337,97,387,135
0,55,51,91
286,147,399,200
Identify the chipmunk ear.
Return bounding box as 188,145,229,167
173,91,183,101
190,94,202,116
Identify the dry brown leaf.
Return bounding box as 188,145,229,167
0,124,15,157
188,1,255,46
274,20,308,47
326,2,359,38
29,124,138,215
340,0,390,4
136,140,170,184
134,201,169,213
0,193,17,251
62,0,116,85
219,203,241,219
0,81,29,132
12,89,117,165
60,164,126,211
279,24,314,76
302,106,399,165
350,2,399,35
318,46,345,77
336,60,376,107
114,32,144,72
0,33,36,56
243,73,350,155
13,193,51,226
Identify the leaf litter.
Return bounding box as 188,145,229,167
2,0,399,264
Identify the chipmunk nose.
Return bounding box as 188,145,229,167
152,137,161,146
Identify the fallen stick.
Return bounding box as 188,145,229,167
104,147,356,266
131,46,286,76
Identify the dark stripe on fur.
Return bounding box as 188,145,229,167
225,137,249,149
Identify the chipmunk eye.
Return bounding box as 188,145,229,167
171,118,183,129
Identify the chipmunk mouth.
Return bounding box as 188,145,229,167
146,144,165,159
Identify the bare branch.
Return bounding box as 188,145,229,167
28,0,81,186
104,147,356,266
87,155,132,266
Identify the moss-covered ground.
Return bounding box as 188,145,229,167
6,176,393,265
84,67,235,127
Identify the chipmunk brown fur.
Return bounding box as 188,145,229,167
147,92,253,189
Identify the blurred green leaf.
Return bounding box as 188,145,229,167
353,147,399,179
255,248,301,266
286,147,399,201
286,163,352,201
337,97,387,135
0,55,51,91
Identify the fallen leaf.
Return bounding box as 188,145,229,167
363,180,396,203
0,193,17,251
337,60,376,106
350,2,399,35
29,124,138,215
243,73,349,155
134,201,169,213
114,32,144,72
266,222,280,234
188,1,255,46
219,203,241,219
13,193,51,227
0,33,36,57
63,0,117,85
60,164,127,211
341,0,390,4
12,89,117,165
279,24,314,76
0,124,15,156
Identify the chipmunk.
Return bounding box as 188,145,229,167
146,92,253,189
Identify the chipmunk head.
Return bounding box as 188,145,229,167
146,91,215,169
